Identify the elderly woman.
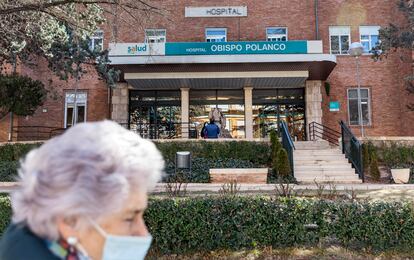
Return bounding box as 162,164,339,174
0,121,164,260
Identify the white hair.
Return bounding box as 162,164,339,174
11,120,164,240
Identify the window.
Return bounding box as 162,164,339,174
145,29,166,43
65,92,87,128
329,26,350,54
266,27,287,41
347,88,371,126
88,30,103,52
205,28,227,42
360,26,380,53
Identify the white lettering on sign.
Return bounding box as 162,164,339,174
185,6,247,17
211,44,243,52
245,43,286,52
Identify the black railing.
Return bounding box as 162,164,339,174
281,121,295,174
340,120,364,181
12,126,66,141
309,121,341,146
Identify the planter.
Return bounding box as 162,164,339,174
391,168,411,184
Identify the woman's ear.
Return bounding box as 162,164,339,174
56,217,79,240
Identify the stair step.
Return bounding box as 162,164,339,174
294,165,353,169
294,169,356,175
294,150,343,155
295,156,346,160
294,160,348,164
298,180,363,184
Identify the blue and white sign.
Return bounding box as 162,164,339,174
329,101,340,112
109,41,323,57
165,41,307,55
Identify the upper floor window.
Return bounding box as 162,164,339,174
206,28,227,42
145,29,166,43
360,26,380,53
329,26,350,55
266,27,287,41
347,88,371,126
88,30,103,52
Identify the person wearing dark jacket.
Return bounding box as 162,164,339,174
205,119,220,139
0,121,164,260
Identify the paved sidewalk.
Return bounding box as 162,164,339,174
2,182,414,201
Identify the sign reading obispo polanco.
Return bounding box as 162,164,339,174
108,41,322,57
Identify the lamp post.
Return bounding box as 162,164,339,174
349,42,365,138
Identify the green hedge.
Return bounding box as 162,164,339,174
0,162,19,182
145,197,414,254
0,143,41,161
0,195,11,236
164,158,255,183
375,144,414,168
1,196,414,253
155,141,271,166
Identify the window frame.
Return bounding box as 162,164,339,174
144,29,167,43
329,26,351,55
359,26,381,54
64,92,88,128
89,30,104,52
205,28,227,42
347,88,371,126
266,27,288,42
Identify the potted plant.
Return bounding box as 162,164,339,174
390,163,411,184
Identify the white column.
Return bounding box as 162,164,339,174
181,88,189,139
244,87,253,140
111,82,129,127
305,80,323,140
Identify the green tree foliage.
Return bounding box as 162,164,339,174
0,1,163,87
370,152,381,181
0,74,47,118
376,0,414,110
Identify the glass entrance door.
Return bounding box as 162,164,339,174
129,90,181,139
252,88,306,140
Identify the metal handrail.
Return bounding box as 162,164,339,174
280,121,295,175
126,122,198,139
340,120,364,181
309,121,341,146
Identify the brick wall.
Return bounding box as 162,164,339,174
1,0,412,141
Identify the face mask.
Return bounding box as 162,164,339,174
90,220,152,260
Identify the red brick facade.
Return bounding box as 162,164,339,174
1,0,413,141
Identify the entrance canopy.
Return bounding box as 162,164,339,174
109,41,337,90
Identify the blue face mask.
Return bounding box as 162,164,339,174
91,220,152,260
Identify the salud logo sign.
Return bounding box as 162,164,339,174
165,41,308,55
185,6,247,17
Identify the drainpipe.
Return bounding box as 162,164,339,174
314,0,319,40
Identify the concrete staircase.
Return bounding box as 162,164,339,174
293,140,362,184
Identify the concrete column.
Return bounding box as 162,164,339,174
305,80,323,140
181,88,189,139
244,87,253,140
111,82,129,127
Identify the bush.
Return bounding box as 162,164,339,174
0,161,19,182
0,143,41,161
2,196,414,253
277,148,291,177
155,141,271,167
370,153,381,181
0,195,12,236
164,158,255,183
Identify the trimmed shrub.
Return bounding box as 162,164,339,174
370,153,381,181
2,196,414,253
155,141,271,167
0,195,12,236
164,158,255,183
276,148,291,177
0,143,41,161
0,161,19,182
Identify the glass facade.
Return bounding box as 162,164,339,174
129,90,181,139
253,88,305,140
189,90,245,139
128,88,305,140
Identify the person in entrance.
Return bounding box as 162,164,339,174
205,119,220,139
